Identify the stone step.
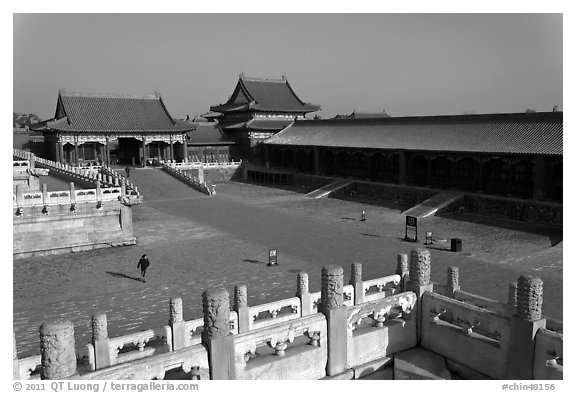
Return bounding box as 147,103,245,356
306,179,354,199
394,348,451,380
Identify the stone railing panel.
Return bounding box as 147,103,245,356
346,292,417,368
79,344,209,380
75,189,97,202
453,289,511,317
421,291,512,379
101,188,122,201
249,297,301,330
363,274,401,302
20,192,43,207
533,328,563,380
233,313,327,380
17,355,41,380
107,326,172,366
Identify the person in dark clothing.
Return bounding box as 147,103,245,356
137,254,150,282
125,166,131,178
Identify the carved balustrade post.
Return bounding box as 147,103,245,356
13,333,19,379
396,253,409,292
201,287,235,380
39,319,77,379
169,297,188,350
446,266,460,297
406,248,434,343
42,184,49,208
296,272,312,316
320,265,347,377
69,182,76,207
15,185,24,207
91,313,111,370
95,180,102,206
234,285,250,333
120,178,127,198
508,275,546,379
350,263,364,305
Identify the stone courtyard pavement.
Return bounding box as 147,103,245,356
13,168,563,358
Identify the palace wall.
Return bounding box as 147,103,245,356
13,149,142,259
13,201,135,259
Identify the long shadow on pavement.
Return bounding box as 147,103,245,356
106,271,143,282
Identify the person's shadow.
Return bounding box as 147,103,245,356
106,271,144,282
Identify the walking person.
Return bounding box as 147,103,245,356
125,166,131,178
137,254,150,283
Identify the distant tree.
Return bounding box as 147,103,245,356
525,109,537,113
313,114,322,120
14,113,41,128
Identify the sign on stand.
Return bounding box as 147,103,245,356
268,249,278,266
405,216,418,242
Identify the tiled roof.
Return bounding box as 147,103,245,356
265,112,563,156
35,91,193,133
211,75,320,114
222,118,294,131
247,118,294,131
186,123,235,145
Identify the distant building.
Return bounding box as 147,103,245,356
210,74,320,162
333,110,391,119
264,112,563,202
184,121,235,163
31,90,194,166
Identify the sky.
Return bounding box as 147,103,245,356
13,13,563,120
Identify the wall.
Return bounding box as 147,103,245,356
13,201,136,259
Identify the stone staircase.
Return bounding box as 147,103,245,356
402,191,464,218
125,167,208,202
306,179,355,199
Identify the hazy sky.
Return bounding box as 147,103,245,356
13,13,562,120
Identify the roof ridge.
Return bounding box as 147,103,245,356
240,75,288,83
59,90,160,100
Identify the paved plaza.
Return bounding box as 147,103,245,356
13,168,563,358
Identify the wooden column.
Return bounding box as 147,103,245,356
105,136,111,165
142,136,147,167
74,137,79,166
55,141,61,163
169,135,174,162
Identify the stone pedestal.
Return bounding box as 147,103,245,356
320,265,347,376
406,249,434,343
92,313,111,370
39,319,77,379
297,272,312,316
446,266,460,297
234,285,250,333
507,275,546,379
169,298,188,350
350,263,364,305
396,253,409,292
202,287,235,380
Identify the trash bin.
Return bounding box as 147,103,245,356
451,238,462,252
